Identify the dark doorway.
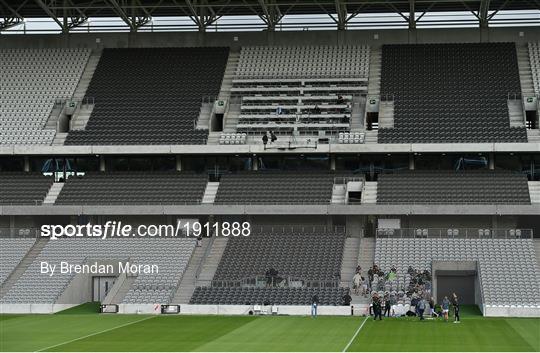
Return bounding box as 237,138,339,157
436,271,476,304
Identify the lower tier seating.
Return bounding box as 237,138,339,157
190,287,346,305
1,237,195,304
0,238,35,285
55,172,207,205
375,237,539,307
377,170,531,204
0,173,53,205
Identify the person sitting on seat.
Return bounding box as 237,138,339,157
337,95,344,104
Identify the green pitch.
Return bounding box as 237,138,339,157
0,304,538,352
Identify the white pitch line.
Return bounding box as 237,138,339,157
35,316,155,352
342,315,369,352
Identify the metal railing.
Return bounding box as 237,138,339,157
0,227,40,238
252,224,345,234
376,228,533,239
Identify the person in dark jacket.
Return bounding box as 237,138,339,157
452,293,460,323
262,132,268,149
343,290,352,306
372,294,382,321
311,294,319,318
383,293,391,317
270,131,277,143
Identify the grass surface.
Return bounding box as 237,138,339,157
0,305,538,352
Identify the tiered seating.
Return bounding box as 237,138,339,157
190,228,347,305
529,42,540,95
0,173,54,205
55,172,207,205
237,45,370,78
0,48,90,145
0,238,35,285
375,237,540,307
191,287,347,306
214,172,339,204
64,47,229,145
232,45,369,134
1,237,195,304
378,43,527,143
377,170,531,204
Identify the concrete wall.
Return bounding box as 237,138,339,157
1,27,539,50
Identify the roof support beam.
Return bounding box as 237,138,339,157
257,0,283,31
107,0,136,32
0,0,24,32
479,0,490,28
33,0,65,31
335,0,347,30
409,0,416,29
185,0,219,32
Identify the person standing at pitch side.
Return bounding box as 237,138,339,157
452,293,461,323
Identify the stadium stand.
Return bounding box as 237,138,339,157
375,237,540,307
214,172,341,204
0,173,54,205
236,45,370,78
230,45,369,134
0,238,35,285
529,42,540,95
190,227,347,305
0,238,195,304
376,170,531,204
378,43,528,143
0,48,90,145
64,47,229,145
55,172,207,205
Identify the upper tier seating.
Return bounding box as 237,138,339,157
55,172,207,205
0,48,90,145
0,238,35,285
231,45,369,134
0,173,54,205
237,45,370,78
529,42,540,95
378,43,527,143
214,172,341,204
377,170,531,204
64,47,229,145
1,237,195,304
190,227,347,305
375,237,539,307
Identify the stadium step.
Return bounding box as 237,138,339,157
378,100,394,128
331,184,346,204
51,132,68,145
364,130,378,144
516,44,535,95
528,181,540,203
527,129,540,143
340,238,361,287
357,237,375,277
350,95,366,131
507,99,525,127
361,182,377,204
43,182,64,204
202,182,220,204
196,237,228,286
72,49,102,100
534,239,540,269
171,237,211,304
195,102,213,130
69,104,94,131
0,238,48,299
367,47,381,96
218,51,240,101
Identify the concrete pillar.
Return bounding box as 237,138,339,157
252,156,258,171
330,155,336,171
99,156,106,172
489,153,495,170
409,154,415,170
23,157,30,172
491,215,498,231
176,155,182,171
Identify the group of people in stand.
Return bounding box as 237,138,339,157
261,131,277,148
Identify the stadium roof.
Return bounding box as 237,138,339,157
1,0,539,32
